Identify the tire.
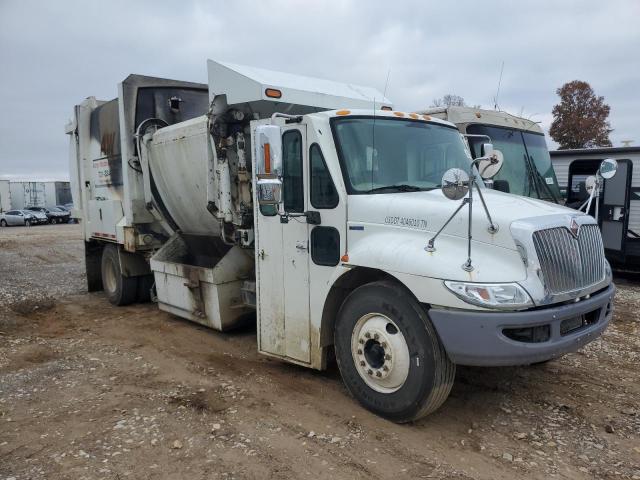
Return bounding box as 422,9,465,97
136,274,155,303
101,244,137,306
25,219,31,227
50,218,57,224
334,281,455,423
0,219,6,227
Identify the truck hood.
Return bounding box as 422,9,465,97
347,188,575,251
345,189,582,283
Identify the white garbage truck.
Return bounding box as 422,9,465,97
66,60,615,422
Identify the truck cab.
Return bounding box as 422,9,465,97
423,106,562,203
67,61,614,423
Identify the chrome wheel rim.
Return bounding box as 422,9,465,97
350,313,410,394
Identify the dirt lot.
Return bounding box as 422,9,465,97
0,224,639,480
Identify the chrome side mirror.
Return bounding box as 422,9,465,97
256,177,282,206
255,125,282,175
441,168,470,200
585,175,597,194
599,158,618,179
476,149,504,180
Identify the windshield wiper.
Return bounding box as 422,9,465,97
365,184,423,194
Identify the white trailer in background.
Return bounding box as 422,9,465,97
0,180,10,212
550,146,640,270
9,181,46,209
7,181,71,209
66,60,614,422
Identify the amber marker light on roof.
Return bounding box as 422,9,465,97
265,88,282,99
341,254,350,262
409,113,419,119
422,114,431,121
336,110,351,116
393,111,405,117
475,112,482,118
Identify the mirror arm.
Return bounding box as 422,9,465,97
425,198,469,252
474,182,498,234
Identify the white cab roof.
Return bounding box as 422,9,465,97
421,106,543,134
208,60,392,111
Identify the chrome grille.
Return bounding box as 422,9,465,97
532,224,605,294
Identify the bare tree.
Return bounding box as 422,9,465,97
549,80,612,149
430,94,467,108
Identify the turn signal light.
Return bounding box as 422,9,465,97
409,113,419,119
265,88,282,99
393,111,405,117
341,254,350,262
336,110,351,116
422,114,431,121
264,143,271,173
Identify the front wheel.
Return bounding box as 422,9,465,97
0,219,6,227
334,281,455,423
50,218,57,224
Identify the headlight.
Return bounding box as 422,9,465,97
444,281,533,310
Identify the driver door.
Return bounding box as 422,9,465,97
255,124,311,364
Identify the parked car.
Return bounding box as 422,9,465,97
24,209,49,225
26,206,70,224
0,209,38,227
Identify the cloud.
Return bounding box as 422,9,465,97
0,0,638,179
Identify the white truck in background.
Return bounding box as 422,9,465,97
66,60,615,422
422,107,563,204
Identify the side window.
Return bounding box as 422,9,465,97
311,227,340,266
310,144,339,209
282,130,304,213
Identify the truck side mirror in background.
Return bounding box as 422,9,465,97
599,158,618,179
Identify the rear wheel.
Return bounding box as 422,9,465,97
101,244,137,306
0,219,6,227
50,218,57,224
334,281,455,423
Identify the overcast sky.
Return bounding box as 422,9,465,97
0,0,638,180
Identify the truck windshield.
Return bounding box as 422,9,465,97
332,117,474,194
466,124,561,203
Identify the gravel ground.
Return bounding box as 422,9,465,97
0,224,639,480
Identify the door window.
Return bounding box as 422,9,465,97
311,227,340,266
282,130,304,213
310,144,339,209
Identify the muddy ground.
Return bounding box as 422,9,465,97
0,224,638,480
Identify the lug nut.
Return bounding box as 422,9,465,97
385,354,391,360
374,333,379,340
383,365,389,372
364,332,371,339
360,360,365,366
357,349,362,355
376,371,382,377
367,369,373,375
358,338,364,344
381,342,387,348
